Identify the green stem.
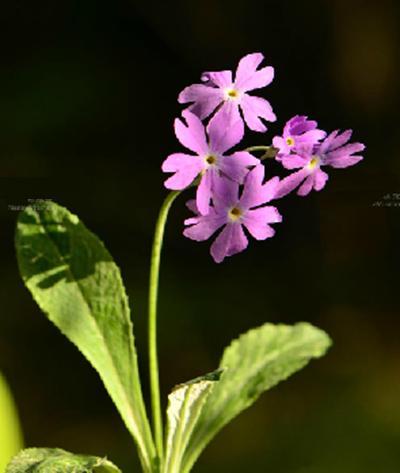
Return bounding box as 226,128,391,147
245,145,271,153
245,145,278,159
148,190,181,465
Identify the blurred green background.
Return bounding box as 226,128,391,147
0,0,399,471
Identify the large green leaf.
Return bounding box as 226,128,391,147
181,322,332,472
163,370,222,473
15,202,155,472
6,448,121,473
0,373,24,472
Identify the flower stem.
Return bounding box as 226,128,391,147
148,190,181,464
245,145,278,159
245,145,270,152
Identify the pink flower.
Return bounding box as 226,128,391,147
162,109,259,215
184,166,282,263
272,115,326,162
178,52,276,132
276,129,365,197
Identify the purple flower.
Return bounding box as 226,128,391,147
162,109,259,215
178,52,276,132
276,129,365,198
272,115,326,161
184,165,282,263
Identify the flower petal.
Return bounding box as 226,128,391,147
234,53,273,91
288,115,318,135
210,223,248,263
250,206,283,224
212,174,239,211
328,129,353,150
204,70,233,88
183,214,226,241
174,111,209,154
236,53,264,75
239,164,265,208
178,83,222,120
272,136,290,156
313,169,329,191
236,66,274,92
243,206,281,240
188,91,224,120
297,174,315,196
275,168,309,198
219,151,259,183
240,166,280,208
228,151,260,167
162,153,198,172
325,154,364,168
178,84,223,120
196,169,214,215
240,94,276,132
278,154,310,170
318,130,339,153
325,142,365,160
295,129,327,147
225,224,249,257
162,153,203,190
207,103,244,153
260,176,281,203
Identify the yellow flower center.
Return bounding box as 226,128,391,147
307,156,320,170
228,206,242,221
286,136,295,146
205,154,217,165
225,88,240,100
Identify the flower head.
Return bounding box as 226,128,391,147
272,115,326,161
276,129,365,197
184,165,282,263
178,52,276,132
162,109,259,215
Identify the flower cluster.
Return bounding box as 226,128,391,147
162,53,365,263
273,116,365,198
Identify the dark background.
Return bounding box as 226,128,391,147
1,0,399,471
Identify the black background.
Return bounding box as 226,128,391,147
1,1,399,472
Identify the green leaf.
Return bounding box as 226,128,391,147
15,201,155,472
181,322,332,472
0,373,24,472
163,370,222,473
6,448,121,473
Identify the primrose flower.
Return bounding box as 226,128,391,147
272,115,326,162
276,129,365,198
162,109,259,215
184,165,282,263
178,52,276,132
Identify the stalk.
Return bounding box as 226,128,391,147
148,190,181,464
